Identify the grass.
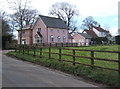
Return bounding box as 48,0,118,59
7,45,120,87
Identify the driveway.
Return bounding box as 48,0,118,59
2,50,101,87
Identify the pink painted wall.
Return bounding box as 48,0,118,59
47,28,68,43
72,33,91,46
18,29,32,44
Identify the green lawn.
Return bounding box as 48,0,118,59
9,45,120,87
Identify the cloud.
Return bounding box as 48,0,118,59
113,17,118,22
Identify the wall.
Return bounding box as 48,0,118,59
48,28,68,43
32,18,47,44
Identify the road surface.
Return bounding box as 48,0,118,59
2,50,100,87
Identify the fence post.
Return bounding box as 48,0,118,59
34,46,35,56
28,46,29,55
73,50,75,65
40,47,42,57
23,45,24,55
49,47,51,59
19,45,21,54
56,43,57,47
91,51,94,67
59,48,62,61
62,43,63,47
118,52,120,87
15,44,17,52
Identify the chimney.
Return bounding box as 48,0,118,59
98,25,101,28
90,24,93,30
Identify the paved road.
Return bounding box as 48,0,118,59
2,50,99,87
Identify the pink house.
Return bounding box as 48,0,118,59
18,15,70,44
72,33,92,46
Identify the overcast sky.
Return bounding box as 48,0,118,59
0,0,119,36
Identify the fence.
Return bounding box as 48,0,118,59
15,44,120,86
33,43,78,47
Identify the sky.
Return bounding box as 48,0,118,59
0,0,119,37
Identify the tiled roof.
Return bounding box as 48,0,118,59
39,15,68,29
78,33,92,39
93,25,109,32
83,30,98,37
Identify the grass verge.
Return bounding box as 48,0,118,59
7,51,119,87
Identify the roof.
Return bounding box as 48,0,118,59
17,24,32,31
78,33,92,39
39,15,68,29
83,30,98,37
93,25,109,32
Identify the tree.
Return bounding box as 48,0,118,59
7,0,38,44
0,11,13,49
81,16,99,30
10,9,38,28
49,2,79,33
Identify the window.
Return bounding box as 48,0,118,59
63,30,65,34
50,29,53,33
63,37,66,42
22,39,26,44
50,35,54,42
38,28,41,32
35,37,40,43
36,28,41,34
57,29,60,33
57,36,61,42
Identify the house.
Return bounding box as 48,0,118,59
82,25,111,44
82,25,110,38
17,15,70,45
72,33,92,46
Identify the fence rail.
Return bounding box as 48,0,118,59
14,44,120,86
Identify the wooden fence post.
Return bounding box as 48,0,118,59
59,48,62,61
23,45,24,55
73,50,75,65
56,43,57,47
19,45,21,54
49,47,51,59
40,48,42,57
28,46,29,55
91,51,94,67
62,43,63,47
33,46,35,56
15,44,17,52
118,52,120,87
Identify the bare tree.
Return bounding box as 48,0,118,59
81,16,99,30
7,0,34,44
49,2,79,33
10,9,38,27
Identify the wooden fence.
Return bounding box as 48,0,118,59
15,44,120,86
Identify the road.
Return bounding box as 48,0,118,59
2,50,100,87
